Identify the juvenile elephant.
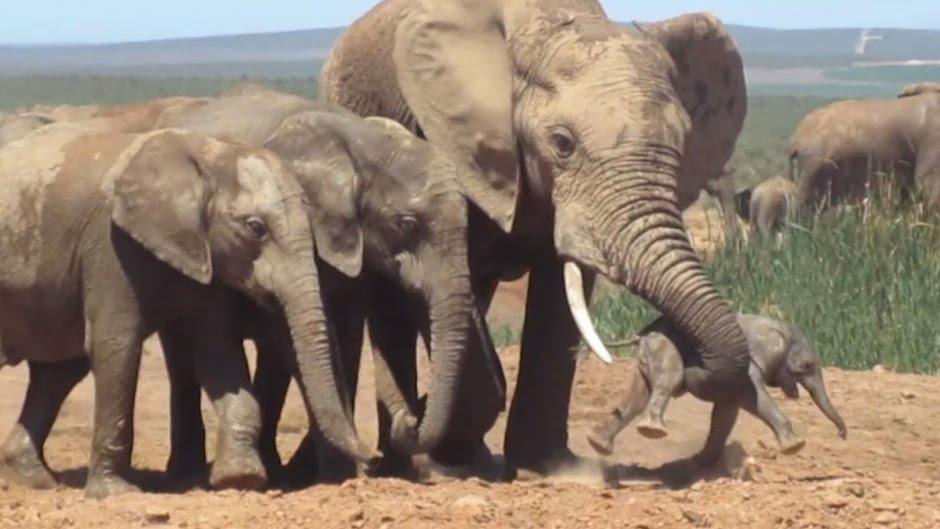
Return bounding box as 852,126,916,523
735,176,798,235
588,314,847,465
0,123,372,497
322,1,751,472
146,88,488,481
790,89,940,208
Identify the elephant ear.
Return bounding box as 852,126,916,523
110,130,213,284
266,112,364,278
394,0,518,232
640,13,747,210
899,82,940,98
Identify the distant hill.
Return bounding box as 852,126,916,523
0,24,937,78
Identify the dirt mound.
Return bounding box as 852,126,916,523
2,339,939,528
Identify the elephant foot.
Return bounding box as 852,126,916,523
84,473,140,499
636,417,668,439
778,436,806,456
209,451,267,491
368,452,419,479
2,432,57,490
691,449,723,468
506,444,582,478
165,450,209,490
586,429,614,457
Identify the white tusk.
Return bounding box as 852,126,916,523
563,262,613,364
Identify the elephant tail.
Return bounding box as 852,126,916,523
788,147,799,181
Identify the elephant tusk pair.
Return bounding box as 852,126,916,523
563,262,613,364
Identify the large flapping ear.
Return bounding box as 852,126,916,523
110,130,213,284
640,13,748,210
394,0,519,232
266,112,364,278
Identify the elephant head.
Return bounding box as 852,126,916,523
751,320,848,439
393,2,751,393
110,129,379,465
264,111,482,453
898,82,940,99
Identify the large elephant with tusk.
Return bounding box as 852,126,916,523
321,0,750,473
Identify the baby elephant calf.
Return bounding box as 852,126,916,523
588,314,847,465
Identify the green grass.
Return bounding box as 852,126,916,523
592,195,940,374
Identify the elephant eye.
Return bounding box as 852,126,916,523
395,215,419,235
549,126,577,159
245,217,269,240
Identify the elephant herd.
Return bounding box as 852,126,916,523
0,0,878,501
724,81,940,235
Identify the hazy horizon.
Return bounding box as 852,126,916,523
1,1,938,45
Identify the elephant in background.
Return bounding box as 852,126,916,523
0,123,372,497
322,0,751,473
790,89,940,208
899,82,940,98
735,176,798,235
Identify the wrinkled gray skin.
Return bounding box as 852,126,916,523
321,0,751,473
734,176,798,235
587,314,848,465
0,124,362,498
152,88,484,484
791,90,940,208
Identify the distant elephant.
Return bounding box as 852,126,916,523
735,176,798,235
790,89,940,208
0,123,372,497
588,314,847,465
898,82,940,98
322,0,751,473
136,88,489,482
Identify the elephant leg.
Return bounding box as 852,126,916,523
739,367,805,456
506,255,592,473
1,358,89,489
160,325,208,486
587,366,650,456
915,146,940,207
191,320,266,491
693,403,739,467
289,290,365,485
637,345,684,439
428,274,504,468
84,308,144,499
251,332,292,484
367,279,421,476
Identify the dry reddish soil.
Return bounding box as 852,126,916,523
3,205,939,528
2,338,940,528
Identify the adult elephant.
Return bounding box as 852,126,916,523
321,0,751,473
790,89,940,208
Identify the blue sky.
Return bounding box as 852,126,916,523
2,1,938,44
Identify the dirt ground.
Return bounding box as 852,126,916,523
3,203,940,528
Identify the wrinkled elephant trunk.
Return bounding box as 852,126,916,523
801,372,848,439
392,229,474,454
563,186,751,399
279,264,381,466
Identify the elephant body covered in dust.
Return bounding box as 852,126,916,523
0,123,376,497
588,314,847,465
790,90,940,208
151,87,489,483
321,0,751,473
